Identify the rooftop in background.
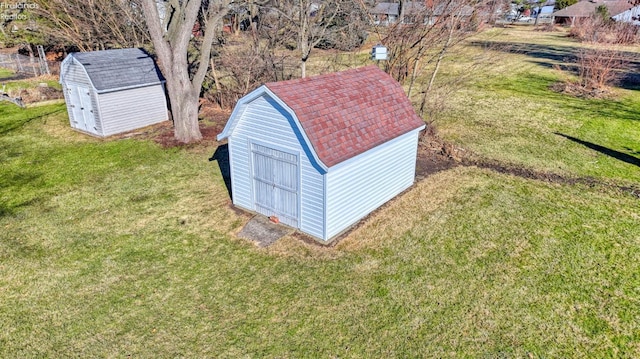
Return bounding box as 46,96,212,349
402,1,475,16
370,2,400,16
553,0,632,18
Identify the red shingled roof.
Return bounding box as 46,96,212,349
265,66,425,167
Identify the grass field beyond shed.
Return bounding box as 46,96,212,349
1,28,640,357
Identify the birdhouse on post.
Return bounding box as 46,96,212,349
371,45,388,61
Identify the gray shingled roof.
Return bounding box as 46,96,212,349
553,0,631,18
371,2,400,15
403,1,475,16
69,48,164,93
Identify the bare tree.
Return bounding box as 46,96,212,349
314,0,369,52
552,45,629,98
532,0,542,26
33,0,150,51
575,48,628,90
213,36,295,107
273,0,353,78
379,0,490,117
140,0,229,143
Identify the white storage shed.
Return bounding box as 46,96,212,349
60,48,168,137
217,66,426,242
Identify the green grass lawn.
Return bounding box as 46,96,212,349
436,27,640,185
1,28,640,357
0,67,15,79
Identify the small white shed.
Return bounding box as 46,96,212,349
217,66,426,242
60,48,168,137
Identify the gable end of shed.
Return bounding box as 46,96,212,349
218,86,328,174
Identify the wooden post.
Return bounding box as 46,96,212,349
14,54,24,73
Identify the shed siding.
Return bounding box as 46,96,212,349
325,130,420,239
61,85,76,129
62,59,92,86
229,94,325,238
97,85,168,136
61,60,102,134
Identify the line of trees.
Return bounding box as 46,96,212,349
32,0,150,51
3,0,492,143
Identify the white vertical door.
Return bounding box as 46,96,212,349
77,86,96,133
68,85,85,131
68,84,95,133
252,144,299,227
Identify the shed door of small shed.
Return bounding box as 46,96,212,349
68,84,96,133
251,143,299,227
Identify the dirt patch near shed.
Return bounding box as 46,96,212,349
417,129,640,199
153,122,224,148
462,158,640,198
153,105,230,148
17,86,63,104
415,130,460,179
114,103,230,147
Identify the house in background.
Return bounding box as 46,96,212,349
612,5,640,25
400,1,427,24
59,48,168,137
552,0,633,26
531,0,556,20
370,2,400,25
217,66,426,242
402,1,475,25
370,0,474,26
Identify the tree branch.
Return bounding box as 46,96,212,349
192,1,229,92
141,0,173,73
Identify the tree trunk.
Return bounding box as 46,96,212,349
141,0,227,144
164,51,203,143
301,59,307,78
172,92,201,142
427,16,455,93
407,58,420,98
420,15,455,116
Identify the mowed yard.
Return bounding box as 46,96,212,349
1,27,640,357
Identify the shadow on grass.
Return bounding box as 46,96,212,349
470,40,640,90
0,107,65,135
209,143,232,199
562,98,640,122
0,171,43,218
471,40,577,63
555,132,640,168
